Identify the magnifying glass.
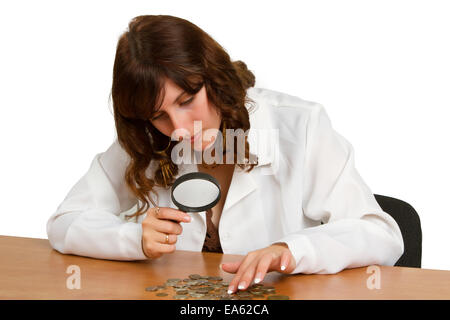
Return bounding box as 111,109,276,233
171,172,221,213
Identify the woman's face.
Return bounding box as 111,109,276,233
150,78,222,151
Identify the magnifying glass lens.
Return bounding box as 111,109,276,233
171,172,221,213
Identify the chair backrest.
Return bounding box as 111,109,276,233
374,194,422,268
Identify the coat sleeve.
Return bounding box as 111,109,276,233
46,139,149,261
274,103,404,274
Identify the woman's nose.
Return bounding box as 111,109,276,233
170,117,191,140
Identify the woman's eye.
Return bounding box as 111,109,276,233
180,97,194,106
151,97,194,121
151,113,164,121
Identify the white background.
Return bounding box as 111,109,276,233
0,0,448,270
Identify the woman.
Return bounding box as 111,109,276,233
47,15,404,294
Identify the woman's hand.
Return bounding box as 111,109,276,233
141,206,191,259
220,243,296,294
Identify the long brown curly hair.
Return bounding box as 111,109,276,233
110,15,258,220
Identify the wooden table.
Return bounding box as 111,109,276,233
1,235,449,300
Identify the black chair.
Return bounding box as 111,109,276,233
374,194,422,268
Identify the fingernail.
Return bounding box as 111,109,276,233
281,265,286,271
227,286,234,295
254,278,261,284
238,281,246,290
184,216,191,222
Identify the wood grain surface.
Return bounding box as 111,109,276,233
1,235,449,300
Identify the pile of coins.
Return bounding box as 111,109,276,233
145,274,289,300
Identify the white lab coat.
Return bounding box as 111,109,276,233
46,87,404,274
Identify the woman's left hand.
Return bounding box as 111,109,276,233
220,243,296,294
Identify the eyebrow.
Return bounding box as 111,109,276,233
152,90,186,118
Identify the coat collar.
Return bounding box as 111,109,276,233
246,87,277,168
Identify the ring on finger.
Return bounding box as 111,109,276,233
165,233,169,244
154,206,160,217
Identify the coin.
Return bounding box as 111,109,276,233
175,289,189,295
165,283,177,287
261,285,275,290
250,290,263,295
147,274,287,300
188,285,201,290
261,286,276,293
214,288,226,294
267,295,289,300
145,286,158,292
156,292,168,297
196,289,211,294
